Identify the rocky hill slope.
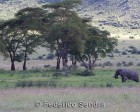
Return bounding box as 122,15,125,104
0,0,140,35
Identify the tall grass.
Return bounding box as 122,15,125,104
0,87,140,112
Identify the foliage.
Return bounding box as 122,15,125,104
78,27,118,70
0,0,118,71
0,18,24,70
42,0,87,69
15,7,47,70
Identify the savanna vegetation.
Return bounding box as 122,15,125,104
0,1,139,112
0,68,139,89
0,0,118,72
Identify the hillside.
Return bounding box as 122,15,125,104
79,0,140,36
0,0,140,35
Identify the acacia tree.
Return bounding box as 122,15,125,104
0,19,23,71
0,20,7,57
42,0,87,69
79,27,118,71
15,7,47,70
0,39,8,58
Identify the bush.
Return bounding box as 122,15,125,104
26,81,33,87
52,72,62,77
131,49,138,54
114,49,121,53
77,70,95,76
128,46,138,54
46,53,55,60
106,82,113,87
103,61,113,66
44,64,51,68
116,62,122,67
122,51,127,55
129,46,135,49
129,36,134,39
127,62,133,66
122,61,127,66
43,54,46,56
38,56,44,60
122,61,133,67
15,81,26,88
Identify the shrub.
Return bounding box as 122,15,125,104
122,61,133,66
127,62,133,66
122,51,127,55
103,61,113,66
129,36,134,39
44,64,51,68
129,46,135,49
38,56,44,60
116,62,122,67
114,49,121,53
106,82,113,87
131,49,138,54
52,72,62,77
26,81,33,87
43,54,46,56
77,70,95,76
122,61,127,66
46,53,55,60
15,81,26,88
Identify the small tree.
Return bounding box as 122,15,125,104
15,7,46,70
0,19,23,70
0,39,8,58
79,27,118,70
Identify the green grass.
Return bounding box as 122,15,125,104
0,69,140,112
0,69,139,88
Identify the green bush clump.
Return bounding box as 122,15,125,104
106,82,113,87
77,70,95,76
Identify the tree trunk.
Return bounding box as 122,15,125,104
23,50,27,71
23,61,26,71
61,42,68,68
56,56,61,70
11,61,15,71
88,55,92,70
72,55,77,65
62,57,68,67
9,52,15,71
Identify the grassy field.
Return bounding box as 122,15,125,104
0,69,140,112
0,87,140,112
0,69,140,88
